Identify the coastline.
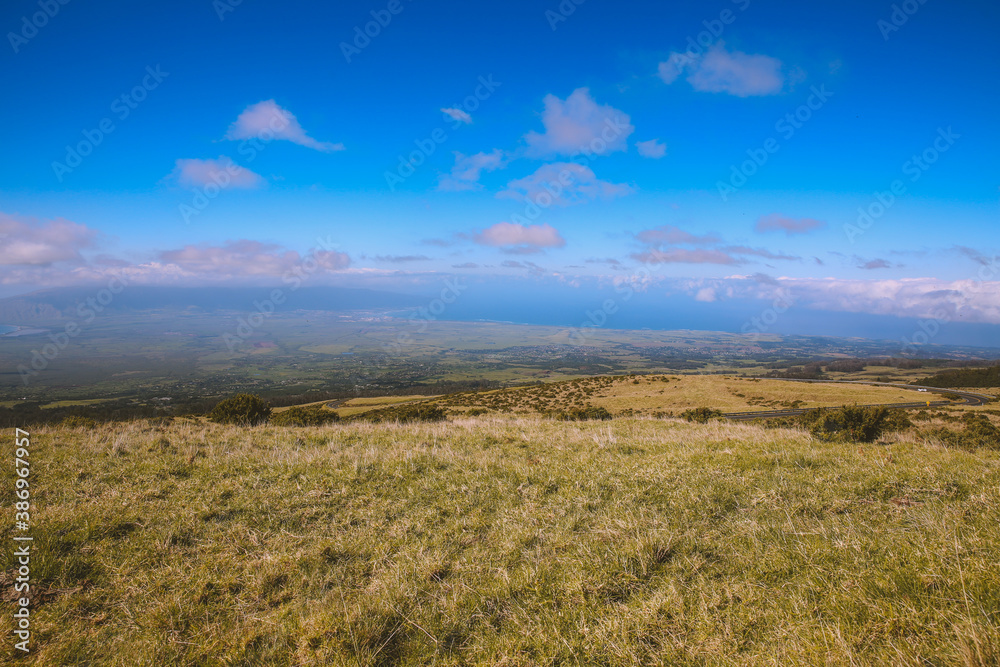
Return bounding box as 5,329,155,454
0,325,48,337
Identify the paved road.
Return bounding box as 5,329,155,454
722,379,993,421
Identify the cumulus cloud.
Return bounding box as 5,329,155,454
224,99,345,152
441,107,472,124
635,139,667,159
473,222,566,254
0,213,98,266
755,213,826,235
170,157,264,190
498,162,633,206
523,88,634,158
658,42,785,97
438,149,506,191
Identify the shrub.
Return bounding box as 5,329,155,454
209,393,272,426
554,406,612,421
271,406,340,427
883,409,913,432
806,406,890,443
681,407,723,423
933,414,1000,450
353,403,448,424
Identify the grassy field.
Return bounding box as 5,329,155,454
2,414,999,665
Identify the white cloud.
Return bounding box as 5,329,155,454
658,42,785,97
498,162,634,206
524,88,634,158
441,107,472,124
225,99,345,152
683,276,1000,325
0,212,98,266
473,222,565,251
636,139,667,159
171,157,264,190
695,287,718,302
437,150,506,191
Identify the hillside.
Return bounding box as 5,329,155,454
2,415,998,665
426,374,933,418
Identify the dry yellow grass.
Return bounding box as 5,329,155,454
437,374,936,416
2,414,998,665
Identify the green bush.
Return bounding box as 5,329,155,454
270,406,340,427
554,406,612,421
681,407,723,423
933,414,1000,450
353,403,448,424
209,393,272,426
806,406,891,443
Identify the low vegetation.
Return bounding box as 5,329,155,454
681,407,724,423
803,406,895,443
270,405,341,427
346,403,448,424
208,393,272,426
552,405,613,421
3,415,999,665
931,413,1000,450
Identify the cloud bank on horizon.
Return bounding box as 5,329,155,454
0,0,997,341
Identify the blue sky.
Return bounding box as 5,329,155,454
1,0,998,342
